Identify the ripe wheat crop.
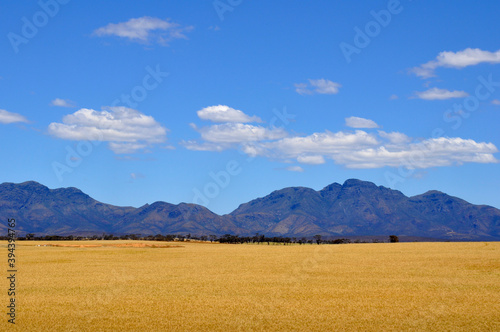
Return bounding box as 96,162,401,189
1,240,499,331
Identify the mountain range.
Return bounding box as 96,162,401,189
1,179,499,240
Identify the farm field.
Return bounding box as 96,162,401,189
1,240,499,331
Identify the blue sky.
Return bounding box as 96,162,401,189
1,0,499,214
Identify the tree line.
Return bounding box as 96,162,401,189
1,233,399,243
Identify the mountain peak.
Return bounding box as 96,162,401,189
19,180,44,186
320,182,341,191
422,190,445,195
342,179,377,187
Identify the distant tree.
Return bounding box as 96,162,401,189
313,234,322,244
389,235,399,243
332,238,351,244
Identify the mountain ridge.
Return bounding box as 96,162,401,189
1,179,499,240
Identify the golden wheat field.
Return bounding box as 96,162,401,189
1,240,499,331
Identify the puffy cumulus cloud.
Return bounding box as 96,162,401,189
183,109,498,170
345,116,379,128
295,79,341,95
259,133,497,169
378,131,411,145
51,98,75,108
182,123,287,151
197,105,261,123
48,107,167,154
248,130,379,160
411,48,500,78
184,104,286,151
93,16,193,45
414,87,469,100
334,137,498,169
198,123,287,143
0,109,28,124
309,79,341,94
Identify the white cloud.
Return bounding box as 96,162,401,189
333,137,498,169
197,105,261,123
389,94,399,100
250,130,380,160
378,131,411,145
185,128,498,170
93,16,193,45
0,109,28,124
285,166,304,172
181,121,287,151
411,48,500,78
345,116,379,128
183,110,498,169
297,155,325,165
492,99,500,106
198,123,287,143
51,98,75,108
48,107,167,154
414,87,469,100
295,79,341,95
309,79,341,94
261,134,497,169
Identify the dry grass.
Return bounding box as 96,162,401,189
1,240,499,331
